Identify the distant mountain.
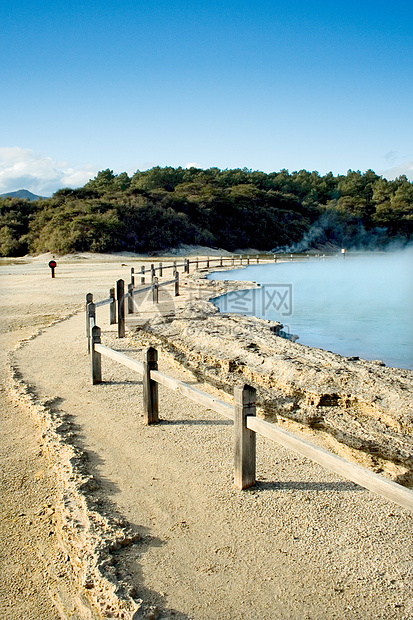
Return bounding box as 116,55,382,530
0,189,44,201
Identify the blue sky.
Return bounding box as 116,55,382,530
1,0,412,195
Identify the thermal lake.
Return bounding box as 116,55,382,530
208,250,413,370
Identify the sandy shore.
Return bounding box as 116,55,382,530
1,252,413,619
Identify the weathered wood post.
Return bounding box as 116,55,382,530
220,256,223,267
151,264,155,281
173,260,177,274
195,257,198,269
152,277,159,303
158,262,163,277
247,255,250,265
116,279,125,338
206,257,210,268
274,254,277,263
85,293,93,337
143,347,159,424
234,384,256,490
130,267,135,286
174,270,179,296
256,255,259,263
109,287,116,324
91,325,102,385
87,302,96,354
185,259,190,273
140,265,145,284
128,283,134,314
232,255,235,266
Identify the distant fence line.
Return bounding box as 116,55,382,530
86,254,277,340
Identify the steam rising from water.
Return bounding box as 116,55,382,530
273,211,407,253
209,249,413,370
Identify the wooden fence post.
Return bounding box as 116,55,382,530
247,255,250,265
159,262,163,277
128,283,134,314
143,347,159,424
234,384,256,490
91,325,102,384
152,277,159,303
141,265,145,284
256,255,259,263
117,279,125,338
232,255,235,266
85,293,93,337
109,287,116,324
185,258,189,273
173,260,177,274
195,256,198,269
87,302,95,354
131,267,135,286
206,257,210,268
151,264,155,280
274,254,277,263
174,270,179,296
220,256,223,267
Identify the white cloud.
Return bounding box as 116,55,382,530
380,160,413,182
185,162,201,169
0,147,98,196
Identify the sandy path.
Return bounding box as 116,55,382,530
0,262,83,620
0,255,148,618
7,257,413,619
0,330,64,620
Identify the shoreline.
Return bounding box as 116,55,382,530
130,263,413,485
204,255,413,372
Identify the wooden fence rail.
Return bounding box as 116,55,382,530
128,254,278,282
89,332,413,512
85,270,180,342
245,417,413,511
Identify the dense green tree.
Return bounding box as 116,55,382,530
84,169,116,193
131,167,185,191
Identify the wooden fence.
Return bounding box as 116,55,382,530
86,274,179,340
87,323,413,512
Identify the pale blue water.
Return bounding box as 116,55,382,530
208,250,413,370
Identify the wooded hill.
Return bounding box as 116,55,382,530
1,166,412,256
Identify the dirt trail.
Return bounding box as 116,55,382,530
0,254,145,618
6,255,413,619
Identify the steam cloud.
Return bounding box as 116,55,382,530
273,211,405,253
